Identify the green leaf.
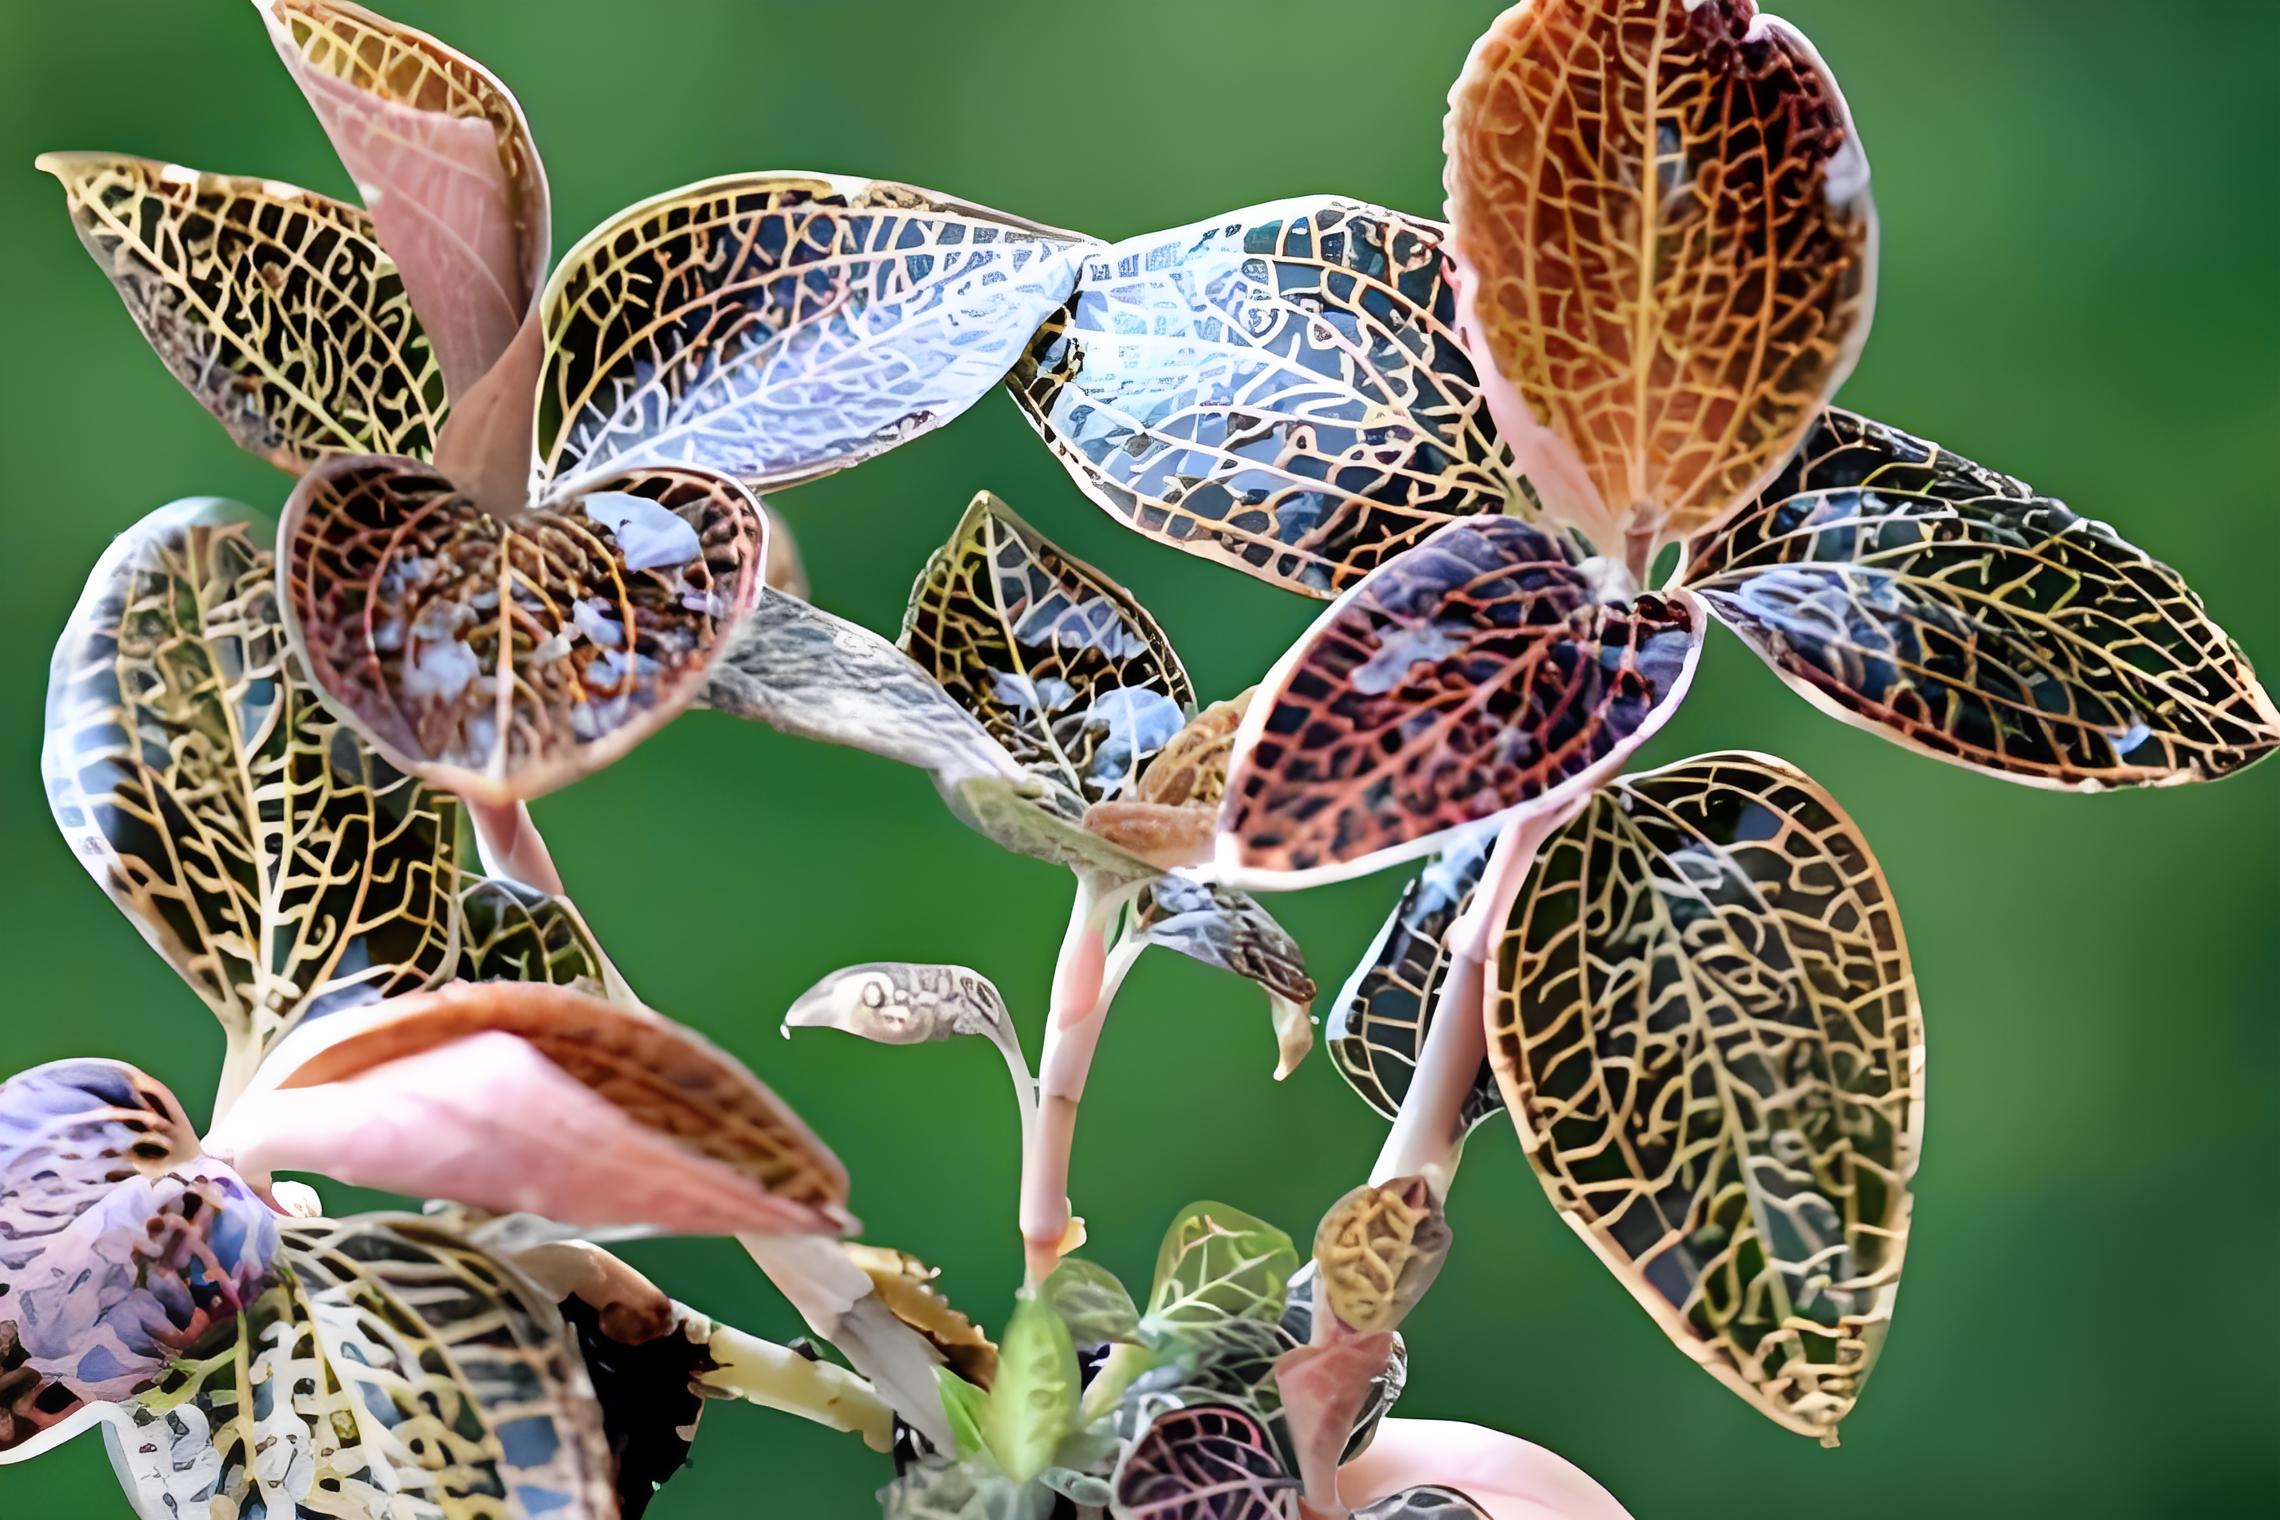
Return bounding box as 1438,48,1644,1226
984,1296,1079,1483
1039,1258,1140,1346
936,1366,990,1462
1145,1203,1299,1335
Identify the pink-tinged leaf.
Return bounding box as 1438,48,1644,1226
208,983,851,1239
1444,0,1876,556
1113,1402,1301,1519
255,0,550,499
1339,1421,1631,1520
1217,518,1702,888
1275,1332,1395,1509
1,1062,279,1458
280,454,766,803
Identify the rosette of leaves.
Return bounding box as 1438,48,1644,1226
721,492,1318,1271
887,1198,1623,1519
43,0,1089,806
1002,0,2276,1447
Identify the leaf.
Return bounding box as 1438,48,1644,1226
1011,197,1529,598
1111,1403,1299,1519
846,1244,1000,1389
1132,878,1317,1079
110,1213,614,1520
539,173,1084,491
1040,1258,1140,1348
1146,1204,1298,1337
1354,1488,1489,1519
39,153,446,471
1327,833,1504,1132
1490,751,1920,1441
0,1062,276,1457
209,981,854,1239
1339,1421,1631,1520
255,0,549,408
1218,518,1703,887
1444,0,1876,553
1271,1268,1406,1460
43,500,459,1091
904,492,1196,805
455,873,610,989
938,1366,991,1460
280,455,767,803
1682,409,2280,787
785,963,1013,1047
1273,1332,1394,1507
1135,692,1253,808
1312,1179,1451,1337
986,1296,1080,1483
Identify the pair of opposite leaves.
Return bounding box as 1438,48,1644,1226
46,0,1090,807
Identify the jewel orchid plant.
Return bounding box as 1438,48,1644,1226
26,0,2273,1513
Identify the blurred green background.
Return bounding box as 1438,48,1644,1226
4,1,2276,1514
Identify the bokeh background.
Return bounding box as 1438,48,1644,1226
4,1,2276,1514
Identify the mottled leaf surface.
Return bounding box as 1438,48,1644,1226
1489,752,1920,1439
1013,197,1528,596
1312,1179,1450,1338
1328,834,1503,1131
540,173,1082,490
786,962,1013,1047
1112,1403,1299,1519
111,1214,613,1520
1684,409,2279,787
1219,518,1702,886
1445,0,1875,552
43,501,457,1084
40,153,445,471
282,456,765,803
1134,878,1316,1078
904,492,1195,805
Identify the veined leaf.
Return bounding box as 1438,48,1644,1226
1133,878,1317,1079
110,1214,613,1520
785,962,1013,1047
539,173,1084,491
985,1296,1079,1483
1490,751,1920,1441
1683,409,2280,787
0,1062,275,1457
1136,692,1252,808
1327,833,1503,1132
1011,196,1529,597
39,153,445,471
1445,0,1876,554
43,500,458,1091
455,873,610,990
702,589,1166,887
256,0,549,417
1041,1258,1140,1348
1273,1332,1394,1507
210,982,854,1239
903,492,1195,806
1218,518,1703,888
1112,1403,1299,1519
1146,1204,1298,1337
280,455,766,803
1312,1179,1450,1338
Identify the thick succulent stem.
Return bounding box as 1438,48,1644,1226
1020,875,1143,1285
469,800,566,896
698,1320,896,1452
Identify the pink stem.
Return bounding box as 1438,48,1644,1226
469,800,566,896
1369,801,1583,1198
